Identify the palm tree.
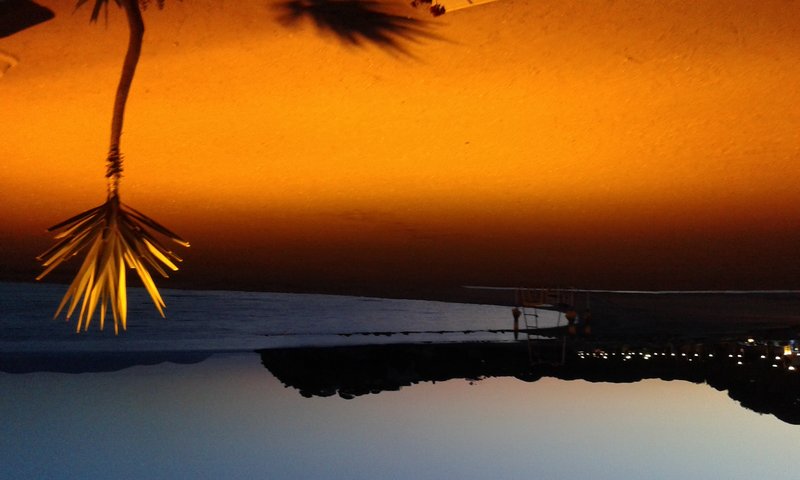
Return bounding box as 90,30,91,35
37,0,188,334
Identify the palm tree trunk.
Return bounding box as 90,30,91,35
107,0,144,198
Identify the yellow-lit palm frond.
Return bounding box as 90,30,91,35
37,196,189,334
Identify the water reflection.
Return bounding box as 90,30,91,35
260,332,800,424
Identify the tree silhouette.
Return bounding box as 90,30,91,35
37,0,187,334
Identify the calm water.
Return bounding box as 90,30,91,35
0,282,532,352
2,282,800,479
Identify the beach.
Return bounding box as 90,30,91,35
2,0,800,294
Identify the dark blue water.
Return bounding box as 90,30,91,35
0,281,546,352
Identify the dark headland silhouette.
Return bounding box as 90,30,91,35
260,334,800,425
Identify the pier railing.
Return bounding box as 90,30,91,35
516,288,576,310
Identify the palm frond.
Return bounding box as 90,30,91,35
38,196,188,334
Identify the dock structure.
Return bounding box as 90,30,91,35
509,287,800,340
512,288,588,366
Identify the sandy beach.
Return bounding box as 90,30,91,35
2,0,800,296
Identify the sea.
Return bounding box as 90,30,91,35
2,281,800,480
0,281,528,352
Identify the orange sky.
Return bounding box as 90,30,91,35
2,0,799,297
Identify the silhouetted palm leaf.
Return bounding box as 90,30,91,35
276,0,438,55
38,197,188,333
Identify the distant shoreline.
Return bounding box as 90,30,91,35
12,278,800,309
12,278,518,306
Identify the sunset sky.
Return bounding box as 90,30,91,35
2,0,799,298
